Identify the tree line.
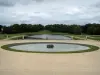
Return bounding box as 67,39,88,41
0,24,44,34
0,23,100,35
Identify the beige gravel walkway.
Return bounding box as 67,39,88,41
0,40,100,75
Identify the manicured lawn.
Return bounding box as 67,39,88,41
0,34,7,39
87,36,100,40
0,30,100,40
0,30,69,40
72,35,100,40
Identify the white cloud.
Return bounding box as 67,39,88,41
0,0,100,25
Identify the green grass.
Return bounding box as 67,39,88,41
0,30,100,40
0,34,7,39
66,35,87,40
1,42,99,54
0,30,69,40
87,36,100,41
90,35,100,37
70,35,100,40
2,30,70,40
0,33,27,40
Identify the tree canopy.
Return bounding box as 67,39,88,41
0,23,100,35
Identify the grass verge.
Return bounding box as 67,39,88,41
1,42,99,54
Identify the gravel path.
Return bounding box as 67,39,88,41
0,40,100,75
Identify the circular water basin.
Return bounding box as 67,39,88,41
1,42,99,53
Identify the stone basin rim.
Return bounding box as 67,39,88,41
1,42,99,54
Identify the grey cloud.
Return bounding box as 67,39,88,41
0,0,16,7
93,2,100,8
35,0,44,2
0,0,100,25
0,0,34,6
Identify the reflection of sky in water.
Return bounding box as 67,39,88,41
10,43,89,52
27,34,72,40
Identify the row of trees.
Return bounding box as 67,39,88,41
1,24,44,34
45,24,82,34
45,23,100,35
81,24,100,35
0,23,100,35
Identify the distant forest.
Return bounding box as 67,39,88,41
0,23,100,35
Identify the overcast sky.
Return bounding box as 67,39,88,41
0,0,100,25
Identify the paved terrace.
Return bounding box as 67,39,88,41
0,40,100,75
